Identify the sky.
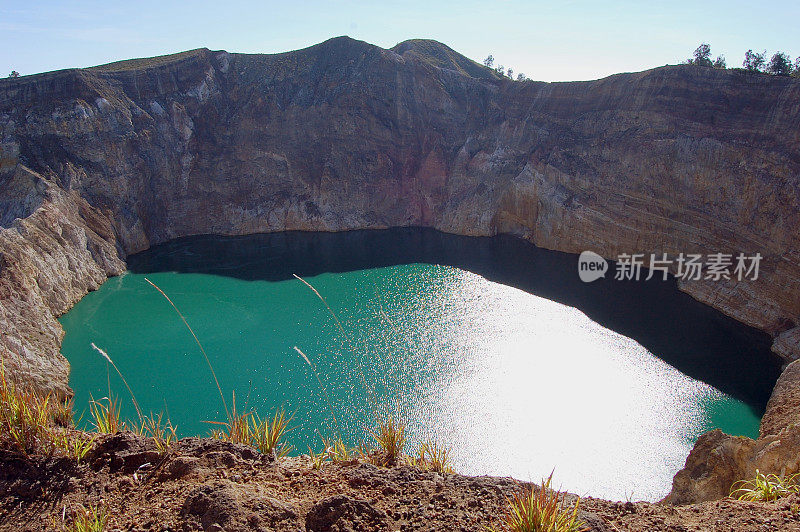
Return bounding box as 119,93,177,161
1,0,798,82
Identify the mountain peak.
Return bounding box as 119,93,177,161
391,39,500,80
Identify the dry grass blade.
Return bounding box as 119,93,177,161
294,346,342,438
91,343,143,422
292,275,374,404
292,274,351,343
144,277,229,420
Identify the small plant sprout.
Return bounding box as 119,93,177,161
490,473,588,532
731,469,800,501
63,503,109,532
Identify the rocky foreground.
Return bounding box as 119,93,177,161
2,431,800,532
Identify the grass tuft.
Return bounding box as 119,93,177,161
415,440,455,474
139,412,178,455
490,473,588,532
88,396,122,434
53,432,96,461
322,436,356,463
207,395,292,457
368,416,406,467
207,393,251,444
0,362,55,454
250,409,293,457
308,445,328,470
52,396,75,428
1,362,98,459
731,469,800,501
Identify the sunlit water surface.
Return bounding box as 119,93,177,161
61,232,770,501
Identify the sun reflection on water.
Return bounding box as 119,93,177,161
374,265,734,500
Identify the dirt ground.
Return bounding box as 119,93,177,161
1,432,798,531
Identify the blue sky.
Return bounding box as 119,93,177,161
1,0,797,81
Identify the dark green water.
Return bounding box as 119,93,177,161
60,229,781,500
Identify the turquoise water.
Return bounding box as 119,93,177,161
60,231,774,501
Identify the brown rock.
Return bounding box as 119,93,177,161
305,494,389,532
664,429,756,505
665,425,800,504
773,327,800,365
89,431,161,474
761,359,800,438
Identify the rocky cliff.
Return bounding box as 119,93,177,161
1,37,799,501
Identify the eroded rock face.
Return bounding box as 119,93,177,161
0,170,123,395
773,327,800,364
761,359,800,438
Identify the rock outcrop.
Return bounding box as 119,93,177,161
665,359,800,504
1,37,799,503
